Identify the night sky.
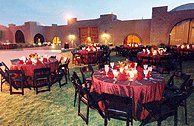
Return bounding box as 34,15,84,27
0,0,193,26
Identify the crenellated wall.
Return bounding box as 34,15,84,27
1,4,194,46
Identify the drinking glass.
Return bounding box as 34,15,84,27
104,65,109,76
110,62,114,69
143,64,148,70
129,70,134,81
119,67,124,73
112,70,119,83
143,69,148,80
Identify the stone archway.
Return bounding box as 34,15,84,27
15,30,25,43
34,33,45,44
169,19,194,45
124,34,142,45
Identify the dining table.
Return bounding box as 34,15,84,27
91,65,165,121
10,58,59,77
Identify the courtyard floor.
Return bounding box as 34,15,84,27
0,49,194,126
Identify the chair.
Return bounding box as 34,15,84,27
78,82,104,124
140,92,189,126
80,65,94,90
10,58,20,65
87,52,98,65
0,62,9,91
33,68,51,94
102,93,133,126
49,56,56,59
71,71,82,107
8,70,29,95
55,64,68,88
156,56,172,74
163,74,192,125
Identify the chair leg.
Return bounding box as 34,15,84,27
104,117,108,126
184,100,188,125
86,104,90,125
74,90,77,107
0,81,2,92
10,85,12,95
157,121,161,126
22,87,24,95
174,110,178,126
78,93,81,115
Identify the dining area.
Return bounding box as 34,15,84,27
0,51,70,95
0,45,193,126
71,55,193,126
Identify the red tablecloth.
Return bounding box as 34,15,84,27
92,70,165,121
137,52,169,61
76,50,103,64
10,59,59,77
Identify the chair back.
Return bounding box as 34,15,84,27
8,70,25,88
102,93,133,121
33,68,51,79
0,62,9,71
0,62,9,81
80,65,94,83
10,58,20,65
71,71,82,89
179,74,191,92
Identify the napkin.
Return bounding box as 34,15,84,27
117,73,128,81
18,60,24,64
137,66,143,80
43,58,47,63
26,60,32,65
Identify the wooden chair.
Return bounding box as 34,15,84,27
0,62,9,91
163,74,192,125
87,52,98,65
8,70,29,95
156,56,172,74
10,58,20,65
33,68,51,94
78,82,104,124
54,64,68,88
71,71,82,107
140,92,190,126
102,93,133,126
80,65,94,90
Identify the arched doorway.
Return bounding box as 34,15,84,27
52,36,61,44
170,19,194,45
34,33,45,44
124,34,141,45
15,30,25,43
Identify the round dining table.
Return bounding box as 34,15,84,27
10,58,59,77
76,49,103,64
137,52,170,60
92,68,165,121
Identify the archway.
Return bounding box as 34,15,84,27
15,30,25,43
124,34,141,45
34,33,45,44
52,36,61,44
169,19,194,45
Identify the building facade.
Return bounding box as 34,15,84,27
1,3,194,47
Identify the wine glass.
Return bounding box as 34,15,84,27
112,70,119,83
119,67,124,73
148,66,153,79
134,62,137,68
143,64,148,70
124,65,128,70
129,70,134,81
143,69,148,80
110,62,114,69
104,65,109,76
